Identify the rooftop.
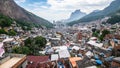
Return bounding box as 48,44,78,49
0,54,26,68
59,49,70,58
76,56,94,68
69,57,82,67
113,57,120,63
3,38,14,43
51,54,59,61
0,57,21,68
26,56,49,68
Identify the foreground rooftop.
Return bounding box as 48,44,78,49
0,54,26,68
0,57,21,68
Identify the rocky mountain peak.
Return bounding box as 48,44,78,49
0,0,53,28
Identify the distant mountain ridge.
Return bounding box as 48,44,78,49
68,0,120,26
106,9,120,24
0,0,53,28
67,9,86,22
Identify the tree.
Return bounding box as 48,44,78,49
16,20,33,30
92,28,97,33
0,14,13,28
24,36,47,55
92,30,100,37
102,30,110,37
0,29,7,34
99,30,110,41
24,37,33,46
24,37,34,54
92,32,99,37
8,30,17,36
99,35,104,41
12,46,31,55
34,36,47,48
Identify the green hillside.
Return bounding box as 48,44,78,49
106,10,120,24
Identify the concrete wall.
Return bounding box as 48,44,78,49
18,60,27,68
0,56,10,64
9,54,26,58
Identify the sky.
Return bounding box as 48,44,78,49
14,0,114,22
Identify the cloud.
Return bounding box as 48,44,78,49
28,2,51,9
47,0,113,13
14,0,26,3
15,0,114,21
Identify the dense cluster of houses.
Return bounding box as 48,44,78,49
0,22,120,68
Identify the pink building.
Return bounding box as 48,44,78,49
0,42,5,57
